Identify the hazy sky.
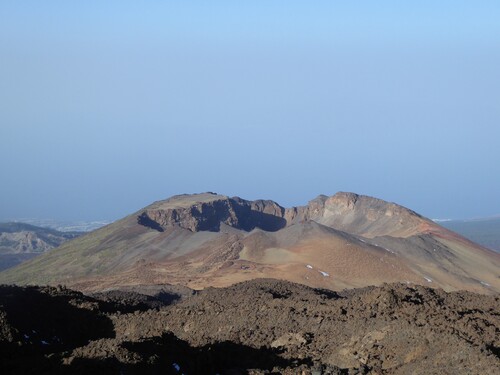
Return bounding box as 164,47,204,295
1,1,499,221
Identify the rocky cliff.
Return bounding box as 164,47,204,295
137,192,430,238
138,193,286,232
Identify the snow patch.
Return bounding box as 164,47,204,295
41,340,49,345
172,363,181,372
424,277,432,283
306,264,313,269
480,281,491,287
373,242,396,254
319,271,329,277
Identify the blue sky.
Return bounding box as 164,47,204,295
1,1,499,221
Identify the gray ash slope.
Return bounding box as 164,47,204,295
1,279,499,374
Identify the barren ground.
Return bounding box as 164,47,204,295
1,279,499,374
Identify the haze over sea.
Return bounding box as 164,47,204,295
1,1,499,221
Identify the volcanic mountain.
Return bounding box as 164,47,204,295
0,192,499,294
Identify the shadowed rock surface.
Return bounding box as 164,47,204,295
136,192,425,237
1,279,499,374
138,194,287,233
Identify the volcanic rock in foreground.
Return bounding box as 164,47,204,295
0,192,499,294
1,280,499,374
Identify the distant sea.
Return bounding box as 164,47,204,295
437,217,500,253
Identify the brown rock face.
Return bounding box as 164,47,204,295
138,198,238,232
287,192,428,238
138,193,286,232
137,192,429,238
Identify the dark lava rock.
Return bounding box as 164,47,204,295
1,280,499,374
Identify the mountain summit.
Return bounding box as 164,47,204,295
0,192,498,294
138,192,427,237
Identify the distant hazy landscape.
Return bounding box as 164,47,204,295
440,217,500,253
2,219,110,233
0,219,109,271
0,222,82,271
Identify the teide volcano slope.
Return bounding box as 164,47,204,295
1,192,499,294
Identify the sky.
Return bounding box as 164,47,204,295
1,1,499,221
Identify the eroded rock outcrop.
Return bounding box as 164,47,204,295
137,192,430,238
138,193,286,232
285,192,428,238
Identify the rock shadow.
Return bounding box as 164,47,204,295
64,332,312,374
92,290,182,313
232,203,287,232
137,212,164,232
0,285,115,374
